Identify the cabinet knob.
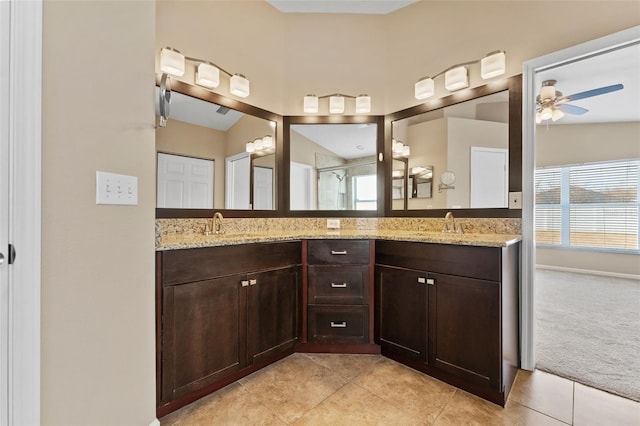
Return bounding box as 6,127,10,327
330,321,347,328
241,280,249,287
330,250,347,255
249,279,257,286
331,282,348,288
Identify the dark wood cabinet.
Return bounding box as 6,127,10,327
305,240,374,348
157,242,301,416
375,240,520,406
375,265,427,362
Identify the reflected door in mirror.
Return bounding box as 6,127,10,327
157,153,214,208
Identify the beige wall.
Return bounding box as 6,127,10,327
156,119,227,208
42,1,156,425
536,121,640,276
156,1,639,115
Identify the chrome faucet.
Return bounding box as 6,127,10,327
442,211,464,234
212,212,224,234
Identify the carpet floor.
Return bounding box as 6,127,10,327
535,268,640,402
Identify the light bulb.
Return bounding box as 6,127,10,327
540,107,553,121
245,141,255,153
551,108,565,122
254,138,263,151
262,135,273,149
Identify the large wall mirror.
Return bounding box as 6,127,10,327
285,116,384,216
386,75,522,217
155,80,283,218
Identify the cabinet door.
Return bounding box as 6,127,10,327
161,275,246,402
430,273,500,390
375,265,427,362
247,266,301,365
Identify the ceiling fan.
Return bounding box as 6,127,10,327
535,79,624,123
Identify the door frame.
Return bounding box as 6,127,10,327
521,25,640,370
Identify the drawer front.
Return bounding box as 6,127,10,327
308,265,369,305
308,240,370,265
307,305,369,344
375,240,501,282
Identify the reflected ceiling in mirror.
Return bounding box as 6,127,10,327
155,87,277,211
392,90,509,211
290,123,378,211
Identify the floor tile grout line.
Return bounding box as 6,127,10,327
237,379,291,425
430,388,458,425
508,400,573,426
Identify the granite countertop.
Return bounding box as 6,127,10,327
157,229,522,251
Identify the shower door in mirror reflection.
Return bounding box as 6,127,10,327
157,152,214,209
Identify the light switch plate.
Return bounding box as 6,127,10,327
509,192,522,209
96,171,138,205
327,219,341,229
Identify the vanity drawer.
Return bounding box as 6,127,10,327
308,265,369,305
307,240,370,265
307,305,369,344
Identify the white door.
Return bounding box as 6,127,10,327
290,162,312,210
470,147,508,208
225,152,251,209
0,2,10,420
253,166,273,210
157,153,214,208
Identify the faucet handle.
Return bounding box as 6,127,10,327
456,223,464,234
203,221,211,235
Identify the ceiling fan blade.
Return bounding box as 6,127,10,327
561,83,624,103
559,104,589,115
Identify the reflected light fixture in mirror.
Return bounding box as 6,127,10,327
414,50,506,100
302,93,371,114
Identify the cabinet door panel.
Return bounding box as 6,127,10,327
431,273,500,389
247,266,300,365
162,275,246,401
376,265,427,361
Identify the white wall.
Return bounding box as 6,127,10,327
42,1,156,424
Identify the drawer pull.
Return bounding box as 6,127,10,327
241,280,249,287
330,321,347,328
331,282,348,288
426,278,435,285
417,277,426,284
249,279,257,286
331,250,348,255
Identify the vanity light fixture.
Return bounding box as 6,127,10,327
195,62,220,89
160,47,185,76
245,135,274,154
302,93,371,114
392,139,411,157
414,50,506,100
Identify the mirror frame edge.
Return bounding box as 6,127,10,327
155,78,285,219
284,115,385,217
384,74,522,218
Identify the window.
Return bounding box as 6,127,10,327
535,160,639,252
353,174,377,210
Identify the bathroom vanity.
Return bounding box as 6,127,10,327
156,232,520,416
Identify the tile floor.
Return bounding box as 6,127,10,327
161,353,640,425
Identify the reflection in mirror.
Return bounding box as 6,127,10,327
392,90,509,210
290,123,377,211
155,88,276,210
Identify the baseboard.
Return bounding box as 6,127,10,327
536,264,640,281
150,419,160,426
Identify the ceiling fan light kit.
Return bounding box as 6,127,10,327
535,79,624,124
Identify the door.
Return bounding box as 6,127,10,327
290,162,312,210
157,152,214,208
225,152,251,209
247,267,300,365
375,265,427,362
161,275,247,402
470,147,508,208
430,273,500,389
252,166,273,210
0,2,9,419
